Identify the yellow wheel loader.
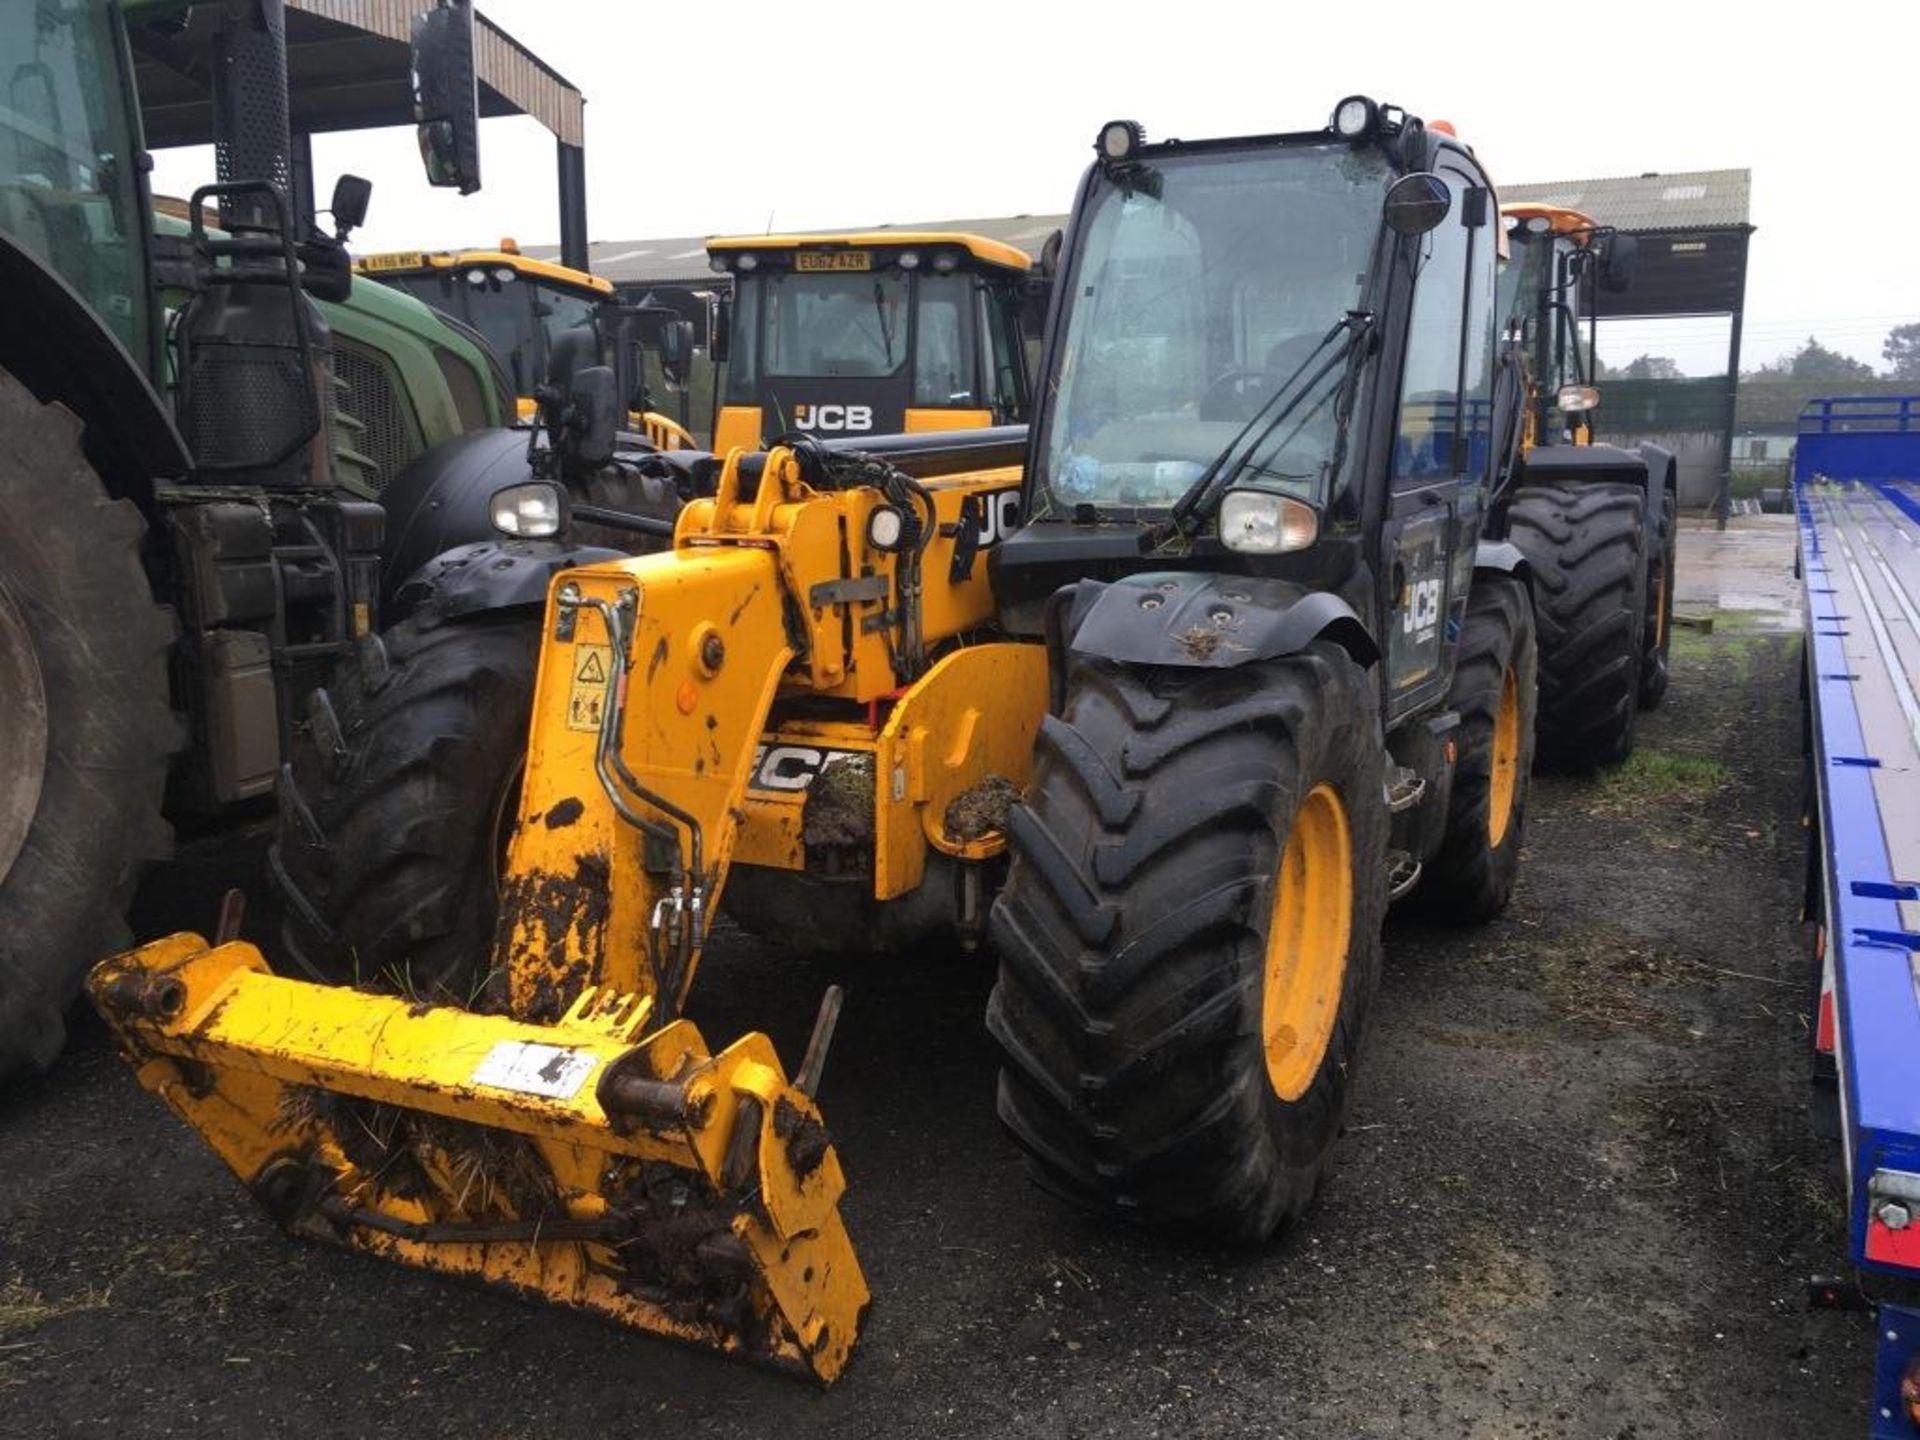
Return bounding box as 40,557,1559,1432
94,96,1545,1382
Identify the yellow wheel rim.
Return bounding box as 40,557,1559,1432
1488,666,1520,848
1261,783,1352,1102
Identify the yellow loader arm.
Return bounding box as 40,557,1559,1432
88,445,920,1383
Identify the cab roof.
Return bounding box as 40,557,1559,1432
706,231,1032,273
1499,202,1601,247
352,249,613,294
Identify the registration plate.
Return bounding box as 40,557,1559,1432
795,250,871,273
358,250,426,272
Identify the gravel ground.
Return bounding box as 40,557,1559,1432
0,519,1875,1438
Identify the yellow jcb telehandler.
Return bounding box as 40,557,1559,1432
94,97,1544,1382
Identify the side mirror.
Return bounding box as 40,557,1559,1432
1383,172,1451,237
659,319,694,386
656,320,695,389
708,294,732,365
562,365,619,473
1039,229,1063,277
411,1,481,196
329,174,372,239
1601,232,1638,293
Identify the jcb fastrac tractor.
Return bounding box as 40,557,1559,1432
706,230,1037,452
95,97,1549,1382
1495,201,1678,769
0,0,678,1078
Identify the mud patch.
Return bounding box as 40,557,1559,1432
802,755,873,850
306,1093,559,1219
491,850,612,1021
773,1096,831,1181
943,774,1022,842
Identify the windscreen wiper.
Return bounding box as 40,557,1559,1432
1161,310,1374,542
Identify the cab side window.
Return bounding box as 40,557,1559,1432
912,272,977,407
1394,170,1496,481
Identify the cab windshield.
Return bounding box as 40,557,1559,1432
1035,142,1390,515
382,270,604,396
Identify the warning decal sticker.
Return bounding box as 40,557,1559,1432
566,644,611,733
470,1040,598,1100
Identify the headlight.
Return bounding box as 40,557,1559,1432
866,503,906,553
931,251,959,274
709,254,730,274
896,250,921,271
1097,119,1144,162
1556,384,1601,413
734,252,759,272
489,481,566,538
1332,95,1379,140
1219,491,1319,554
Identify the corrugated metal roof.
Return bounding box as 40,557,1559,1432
548,169,1753,287
1500,169,1751,233
291,0,584,145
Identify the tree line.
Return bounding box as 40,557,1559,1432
1595,323,1920,384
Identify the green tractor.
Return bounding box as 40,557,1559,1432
0,0,604,1075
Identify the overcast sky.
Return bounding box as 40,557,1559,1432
154,0,1920,377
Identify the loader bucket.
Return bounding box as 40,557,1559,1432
89,932,869,1382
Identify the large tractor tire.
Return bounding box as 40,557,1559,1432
1639,485,1678,710
0,372,176,1077
272,607,538,1001
1507,480,1649,772
1416,575,1537,923
987,643,1387,1243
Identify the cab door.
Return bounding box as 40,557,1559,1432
1382,158,1498,723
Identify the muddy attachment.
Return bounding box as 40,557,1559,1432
89,933,868,1382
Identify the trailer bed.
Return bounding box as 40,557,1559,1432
1795,397,1920,1437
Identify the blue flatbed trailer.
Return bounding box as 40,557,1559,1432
1796,396,1920,1437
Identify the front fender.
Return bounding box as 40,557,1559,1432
1062,572,1379,671
1474,539,1532,590
394,539,628,623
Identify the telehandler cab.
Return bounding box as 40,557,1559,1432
95,97,1543,1382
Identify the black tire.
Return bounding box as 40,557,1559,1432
1416,576,1538,922
271,607,538,1000
986,643,1387,1243
0,371,177,1077
1507,480,1648,772
1639,486,1677,710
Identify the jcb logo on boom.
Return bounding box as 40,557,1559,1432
750,744,867,793
976,488,1021,546
1402,579,1442,635
793,404,873,432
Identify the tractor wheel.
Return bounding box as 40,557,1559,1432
1639,486,1678,710
271,607,538,1001
1416,575,1537,922
0,371,177,1077
1507,480,1648,772
987,643,1387,1242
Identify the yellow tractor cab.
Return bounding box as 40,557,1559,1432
357,244,696,450
707,232,1034,453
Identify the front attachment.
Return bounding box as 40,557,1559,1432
90,933,868,1382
